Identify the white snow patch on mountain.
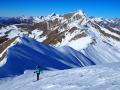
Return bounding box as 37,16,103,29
56,27,92,50
0,25,28,39
67,36,92,50
29,29,42,38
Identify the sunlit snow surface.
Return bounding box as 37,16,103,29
1,63,120,90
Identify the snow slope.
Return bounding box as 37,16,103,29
1,63,120,90
0,25,28,38
0,36,95,78
0,10,120,90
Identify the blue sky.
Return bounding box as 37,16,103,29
0,0,120,18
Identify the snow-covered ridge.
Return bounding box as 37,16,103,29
0,36,95,77
90,17,120,29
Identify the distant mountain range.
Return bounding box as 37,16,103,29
0,10,120,77
0,14,120,28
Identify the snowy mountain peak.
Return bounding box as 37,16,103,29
74,10,85,16
49,13,59,17
63,10,86,20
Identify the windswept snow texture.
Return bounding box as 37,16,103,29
1,63,120,90
0,37,95,78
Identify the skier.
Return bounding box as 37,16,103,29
34,65,41,80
